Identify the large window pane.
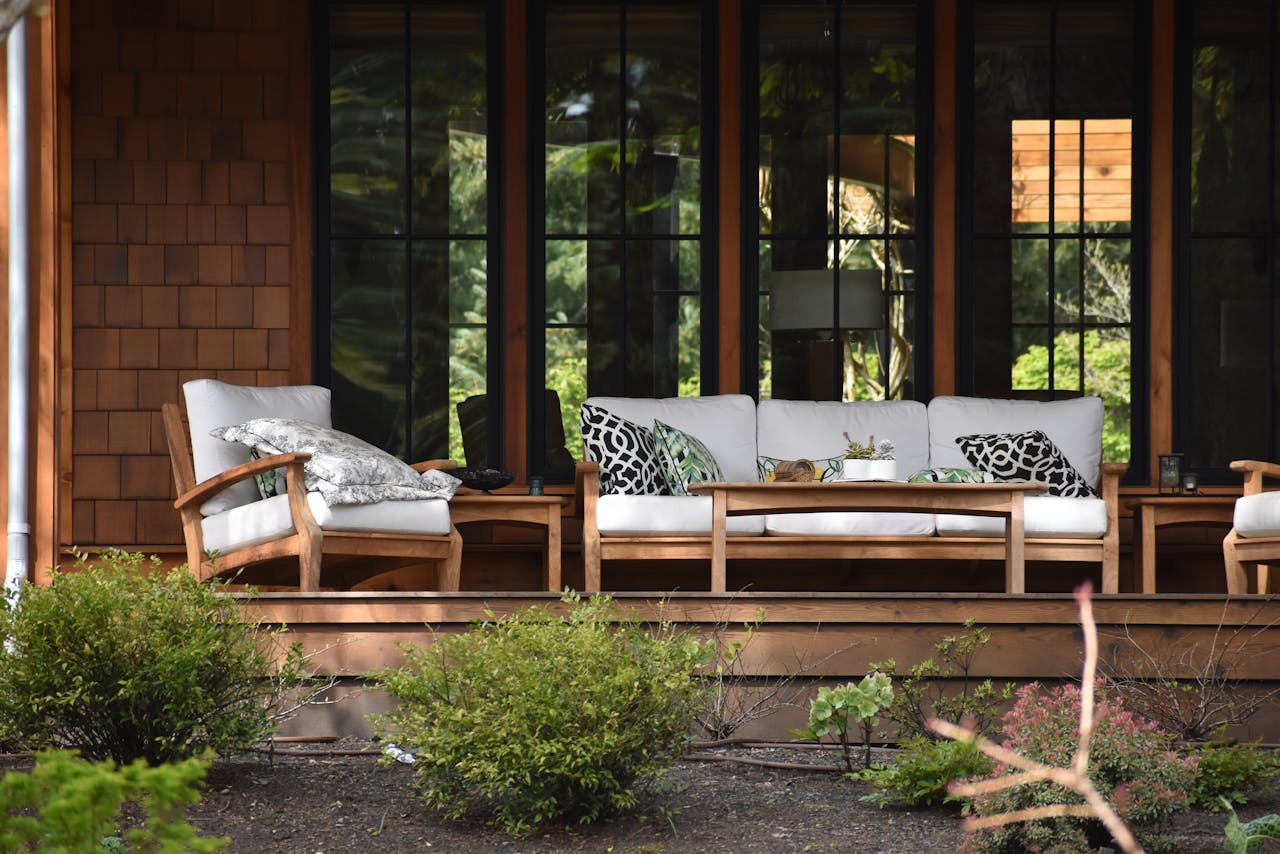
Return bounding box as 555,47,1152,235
758,2,920,402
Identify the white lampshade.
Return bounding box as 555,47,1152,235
767,268,882,331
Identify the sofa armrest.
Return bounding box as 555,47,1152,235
1098,462,1127,594
576,461,602,592
173,452,311,513
410,459,458,473
1229,460,1280,496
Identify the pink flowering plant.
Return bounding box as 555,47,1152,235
959,680,1198,854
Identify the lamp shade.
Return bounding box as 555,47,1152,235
767,268,881,331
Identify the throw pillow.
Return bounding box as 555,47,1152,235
955,429,1096,497
580,404,665,496
758,455,845,483
907,466,994,484
652,420,725,496
211,418,458,506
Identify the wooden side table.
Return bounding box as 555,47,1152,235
449,494,566,592
1125,496,1236,593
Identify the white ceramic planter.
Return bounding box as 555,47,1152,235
840,459,897,481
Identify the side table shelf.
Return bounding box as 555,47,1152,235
1124,496,1236,594
449,494,567,592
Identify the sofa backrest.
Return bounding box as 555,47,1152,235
757,399,930,476
582,394,759,482
926,395,1104,488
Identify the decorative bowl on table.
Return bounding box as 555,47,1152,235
453,467,515,493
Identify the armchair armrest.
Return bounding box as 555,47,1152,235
411,459,459,473
173,452,311,512
1229,460,1280,495
1098,462,1127,595
575,460,600,517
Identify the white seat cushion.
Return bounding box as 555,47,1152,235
595,495,764,536
927,396,1103,490
184,379,332,515
202,492,452,553
935,496,1107,539
1234,492,1280,538
765,512,935,537
757,399,931,477
584,395,759,483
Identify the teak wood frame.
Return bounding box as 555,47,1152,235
577,461,1126,595
1223,459,1280,594
161,403,462,593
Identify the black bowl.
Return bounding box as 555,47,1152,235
453,467,515,492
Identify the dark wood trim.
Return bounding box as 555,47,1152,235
289,2,314,384
931,0,956,397
717,0,742,394
503,0,529,479
1149,0,1174,488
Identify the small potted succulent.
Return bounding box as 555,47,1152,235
841,433,896,481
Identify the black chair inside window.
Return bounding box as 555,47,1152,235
456,390,575,480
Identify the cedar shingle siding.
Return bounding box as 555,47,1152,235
70,0,296,546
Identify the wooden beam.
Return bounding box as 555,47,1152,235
54,0,72,560
931,0,956,396
503,0,529,479
1149,0,1175,485
716,0,741,393
288,2,313,384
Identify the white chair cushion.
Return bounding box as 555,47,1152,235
595,495,764,536
201,492,452,553
927,396,1103,489
184,379,332,515
935,496,1107,539
1234,492,1280,538
584,395,759,483
758,399,930,477
765,511,935,537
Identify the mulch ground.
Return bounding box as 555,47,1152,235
2,741,1272,853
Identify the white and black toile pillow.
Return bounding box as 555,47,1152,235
956,429,1096,498
580,403,665,496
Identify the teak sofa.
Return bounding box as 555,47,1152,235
576,395,1126,594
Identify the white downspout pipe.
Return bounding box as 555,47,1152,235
5,15,29,598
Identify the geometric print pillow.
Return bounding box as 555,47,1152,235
652,420,725,496
580,404,665,496
956,429,1096,498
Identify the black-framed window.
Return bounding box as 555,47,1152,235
1176,0,1279,479
317,2,498,463
533,0,716,473
750,0,927,403
959,0,1145,469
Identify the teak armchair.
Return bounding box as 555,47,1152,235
1223,459,1280,594
163,380,462,592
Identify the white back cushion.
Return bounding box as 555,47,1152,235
583,395,759,482
184,379,332,515
927,396,1104,488
757,399,930,477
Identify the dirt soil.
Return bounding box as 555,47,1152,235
3,741,1271,853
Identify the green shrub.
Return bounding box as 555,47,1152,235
0,749,227,852
872,619,1015,742
854,735,995,808
960,681,1198,854
373,592,710,835
1187,739,1280,811
792,673,893,771
0,549,315,765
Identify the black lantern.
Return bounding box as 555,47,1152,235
1158,453,1183,495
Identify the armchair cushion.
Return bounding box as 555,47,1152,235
1233,491,1280,538
212,418,458,505
956,429,1096,497
184,379,332,515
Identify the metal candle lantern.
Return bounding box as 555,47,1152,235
1158,453,1183,495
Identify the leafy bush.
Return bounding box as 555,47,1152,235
0,549,316,765
854,735,995,808
792,673,893,771
960,681,1198,854
1187,739,1280,811
0,749,227,852
1223,803,1280,854
373,592,710,835
872,619,1015,742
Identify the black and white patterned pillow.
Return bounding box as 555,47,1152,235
580,404,665,496
956,429,1096,497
